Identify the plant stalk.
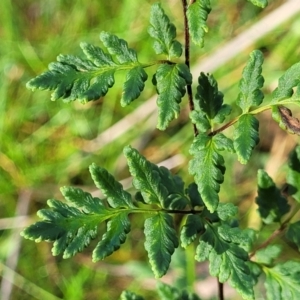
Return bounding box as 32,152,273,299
181,0,198,136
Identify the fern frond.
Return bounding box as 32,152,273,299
187,0,211,47
196,223,255,300
233,114,259,164
189,133,234,212
255,169,290,224
26,32,148,105
144,213,178,278
153,63,192,130
236,50,264,113
148,3,182,58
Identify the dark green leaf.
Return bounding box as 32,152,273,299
89,163,134,208
156,282,201,300
194,73,230,129
189,133,233,212
121,66,148,106
254,245,282,265
157,282,181,300
256,169,290,224
195,223,255,300
144,213,178,278
264,261,300,299
120,290,145,300
236,50,264,113
180,214,204,248
187,0,211,47
154,63,192,130
186,182,205,208
81,42,116,67
189,110,210,133
233,114,259,164
216,203,238,221
286,221,300,251
100,31,138,63
247,0,268,8
271,61,300,103
60,186,106,213
26,32,147,104
21,195,111,258
157,166,189,210
286,145,300,202
148,3,182,58
93,212,130,261
124,145,167,206
124,146,188,209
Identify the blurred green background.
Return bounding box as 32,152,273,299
0,0,300,299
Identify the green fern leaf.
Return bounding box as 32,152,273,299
148,3,182,58
286,221,300,251
144,213,178,278
124,145,188,209
120,291,144,300
157,282,181,300
196,223,255,300
153,63,192,130
189,133,234,212
60,186,109,213
121,66,148,106
187,0,211,47
247,0,268,8
216,203,238,221
256,169,290,224
193,73,231,131
89,163,134,208
186,182,205,208
21,192,112,258
263,261,300,300
233,114,259,164
236,50,264,113
93,212,130,261
157,166,189,210
286,145,300,202
21,168,134,260
26,32,148,104
255,245,282,265
100,31,137,63
124,146,167,206
180,215,204,248
157,282,201,300
271,61,300,104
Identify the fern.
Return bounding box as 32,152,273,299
256,169,290,224
189,133,234,212
148,3,182,58
153,63,192,130
187,0,211,47
144,213,178,278
22,1,300,300
26,34,149,105
195,223,255,300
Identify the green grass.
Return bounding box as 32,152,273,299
1,0,300,299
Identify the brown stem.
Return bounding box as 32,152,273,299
181,0,198,136
249,224,287,258
218,280,224,300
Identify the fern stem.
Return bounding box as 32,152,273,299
249,226,286,258
209,104,273,136
185,243,196,291
181,0,198,136
218,280,224,300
